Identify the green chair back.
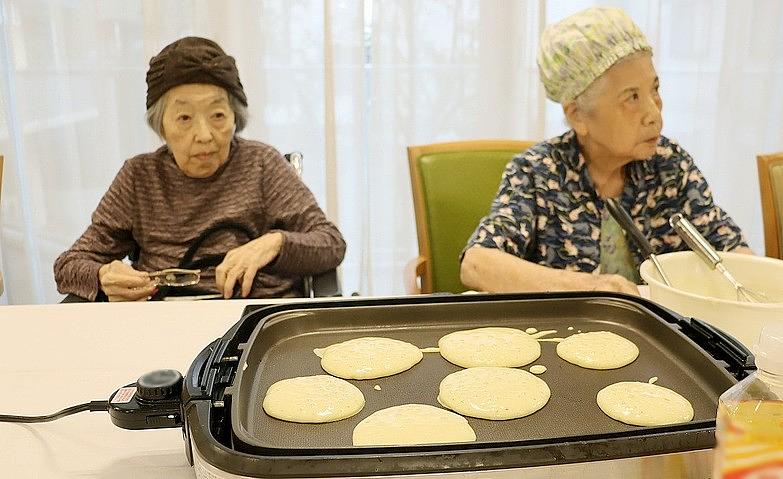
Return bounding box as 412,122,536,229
409,141,535,293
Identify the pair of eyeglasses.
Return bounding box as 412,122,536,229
148,268,201,287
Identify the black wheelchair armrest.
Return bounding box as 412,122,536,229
307,269,341,297
61,293,91,303
61,271,342,302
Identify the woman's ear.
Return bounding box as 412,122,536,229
564,102,589,137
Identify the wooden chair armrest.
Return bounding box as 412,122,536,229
404,256,427,295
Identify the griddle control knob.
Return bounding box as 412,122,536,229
136,369,183,401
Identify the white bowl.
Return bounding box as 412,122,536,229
640,251,783,348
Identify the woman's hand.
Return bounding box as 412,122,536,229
98,260,156,302
216,232,284,299
588,273,640,296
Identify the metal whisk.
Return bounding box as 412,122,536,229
669,214,768,303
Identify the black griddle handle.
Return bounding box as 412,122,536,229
683,317,755,375
636,296,755,376
184,338,224,400
641,297,755,379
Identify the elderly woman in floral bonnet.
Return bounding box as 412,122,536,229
461,7,750,295
55,37,346,301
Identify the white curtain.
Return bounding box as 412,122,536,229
0,0,780,304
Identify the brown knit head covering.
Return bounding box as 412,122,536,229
145,36,248,109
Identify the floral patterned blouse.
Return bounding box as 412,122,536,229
465,130,747,274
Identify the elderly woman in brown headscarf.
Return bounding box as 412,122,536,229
54,37,346,301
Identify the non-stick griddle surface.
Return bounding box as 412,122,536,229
231,297,734,450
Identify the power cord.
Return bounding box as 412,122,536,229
0,401,109,423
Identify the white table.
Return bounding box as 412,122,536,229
0,299,294,478
0,290,653,478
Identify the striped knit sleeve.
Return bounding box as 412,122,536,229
260,148,346,276
53,161,139,300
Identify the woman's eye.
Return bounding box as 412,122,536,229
213,112,225,119
631,93,640,101
178,115,191,122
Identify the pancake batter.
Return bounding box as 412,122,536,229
352,404,476,446
262,375,365,423
438,367,551,420
438,327,541,368
556,331,639,369
318,337,423,379
597,381,694,426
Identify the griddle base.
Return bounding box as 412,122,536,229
192,435,712,479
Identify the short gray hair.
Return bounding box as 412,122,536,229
145,92,248,138
571,75,608,115
569,50,651,116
